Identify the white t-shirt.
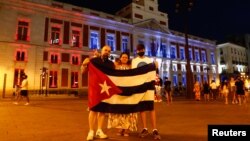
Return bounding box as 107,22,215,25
131,56,152,69
21,79,28,90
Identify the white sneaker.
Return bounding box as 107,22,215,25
24,103,29,106
86,131,94,141
13,102,18,105
95,129,108,139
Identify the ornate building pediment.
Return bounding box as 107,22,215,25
133,18,170,34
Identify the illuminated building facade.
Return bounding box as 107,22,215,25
217,43,248,75
0,0,218,96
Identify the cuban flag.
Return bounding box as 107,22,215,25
88,62,156,114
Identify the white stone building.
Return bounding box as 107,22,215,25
0,0,218,97
217,42,248,74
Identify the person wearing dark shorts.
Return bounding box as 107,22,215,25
235,76,245,105
14,74,29,105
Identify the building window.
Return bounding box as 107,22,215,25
17,21,29,41
71,72,79,88
220,57,225,64
160,21,166,26
197,75,201,83
15,50,27,61
180,47,185,60
149,6,154,11
90,31,99,49
121,36,129,52
50,27,61,45
50,53,59,64
220,48,223,55
182,74,186,86
49,71,58,88
170,45,176,59
196,66,200,73
188,48,193,60
71,30,80,47
203,66,207,73
173,75,178,86
13,69,25,87
195,50,200,62
203,75,208,83
150,40,157,57
107,34,115,51
211,53,215,64
201,51,206,63
212,66,216,73
181,64,186,72
172,64,177,72
161,43,167,58
134,13,143,19
71,55,79,65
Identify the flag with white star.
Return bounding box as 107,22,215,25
88,62,156,113
88,62,122,109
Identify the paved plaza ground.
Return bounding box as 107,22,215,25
0,94,249,141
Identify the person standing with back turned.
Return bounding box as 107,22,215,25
81,45,114,141
131,44,161,140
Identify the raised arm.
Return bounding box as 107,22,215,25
80,57,90,73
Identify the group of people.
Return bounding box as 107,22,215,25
193,76,249,105
81,44,161,140
153,75,173,105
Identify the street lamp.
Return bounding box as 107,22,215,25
175,0,194,99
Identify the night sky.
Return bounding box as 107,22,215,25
56,0,250,44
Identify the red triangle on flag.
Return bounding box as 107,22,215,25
88,62,122,108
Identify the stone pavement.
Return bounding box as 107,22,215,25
0,94,249,141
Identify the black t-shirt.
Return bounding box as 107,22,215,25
235,80,244,95
164,80,171,91
90,57,115,70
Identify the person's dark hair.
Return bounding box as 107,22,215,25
136,44,145,51
118,52,131,65
119,52,129,59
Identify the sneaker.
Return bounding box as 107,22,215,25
122,129,129,137
95,130,108,139
86,131,94,141
24,103,29,106
116,129,124,136
152,130,161,140
139,128,149,138
13,102,18,105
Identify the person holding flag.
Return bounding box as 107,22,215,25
81,45,117,141
107,52,138,137
131,44,161,140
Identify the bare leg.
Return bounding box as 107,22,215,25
97,112,105,130
96,112,108,139
150,110,156,129
88,111,97,131
26,96,30,103
87,111,97,140
140,111,147,128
